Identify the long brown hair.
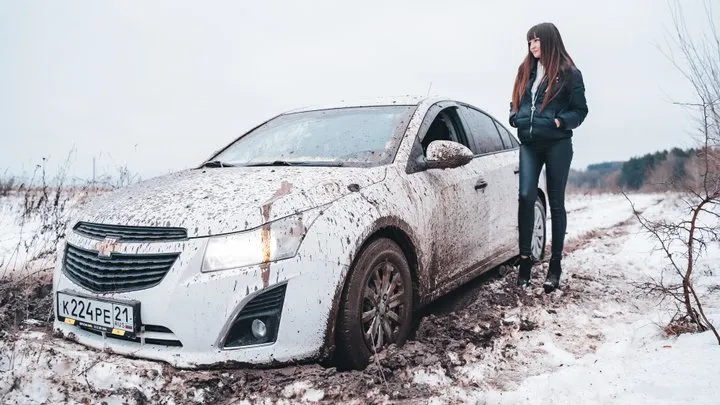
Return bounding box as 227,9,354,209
511,22,576,112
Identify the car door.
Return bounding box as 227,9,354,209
492,120,522,254
458,105,519,261
402,102,495,290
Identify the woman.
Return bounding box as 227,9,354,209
509,22,588,292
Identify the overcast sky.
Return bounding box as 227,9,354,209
0,0,714,181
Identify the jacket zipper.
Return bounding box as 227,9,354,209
529,76,547,137
529,105,536,135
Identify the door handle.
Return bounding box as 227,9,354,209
513,167,520,174
474,179,488,190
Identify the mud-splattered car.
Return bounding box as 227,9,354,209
52,96,547,370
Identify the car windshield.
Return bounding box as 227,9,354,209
210,105,417,167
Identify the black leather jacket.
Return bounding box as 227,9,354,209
509,62,588,143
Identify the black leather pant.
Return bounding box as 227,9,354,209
518,138,573,260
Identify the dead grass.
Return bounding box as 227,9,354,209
1,156,136,337
663,316,701,337
0,272,54,335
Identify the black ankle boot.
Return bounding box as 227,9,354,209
544,259,562,293
517,256,533,287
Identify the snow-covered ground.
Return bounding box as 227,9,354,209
0,196,39,277
476,193,720,405
0,191,718,404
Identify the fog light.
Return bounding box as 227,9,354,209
222,284,286,348
251,319,267,338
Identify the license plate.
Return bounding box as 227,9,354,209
57,291,140,336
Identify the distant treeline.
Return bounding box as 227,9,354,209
569,147,708,192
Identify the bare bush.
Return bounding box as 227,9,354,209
626,0,720,344
93,163,142,190
626,194,719,342
0,169,15,197
0,151,144,334
1,153,143,274
1,156,80,280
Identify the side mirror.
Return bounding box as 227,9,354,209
423,140,474,170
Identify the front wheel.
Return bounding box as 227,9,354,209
336,238,413,370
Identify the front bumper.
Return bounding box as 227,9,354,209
52,231,345,368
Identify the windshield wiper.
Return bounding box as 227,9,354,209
200,160,235,168
244,161,345,167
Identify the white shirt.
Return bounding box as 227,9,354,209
531,62,545,103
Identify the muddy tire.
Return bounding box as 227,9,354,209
531,196,547,260
336,238,413,370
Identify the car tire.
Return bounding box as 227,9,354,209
531,196,547,261
336,238,413,370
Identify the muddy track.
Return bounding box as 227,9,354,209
124,269,536,404
0,265,583,404
563,197,665,257
0,273,53,334
0,211,646,404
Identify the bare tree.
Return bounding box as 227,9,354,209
626,0,720,344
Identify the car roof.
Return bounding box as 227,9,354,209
281,95,449,114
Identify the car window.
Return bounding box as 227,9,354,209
211,105,416,167
461,107,505,155
494,121,519,149
420,108,469,155
503,125,520,148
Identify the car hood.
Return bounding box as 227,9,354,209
76,166,387,237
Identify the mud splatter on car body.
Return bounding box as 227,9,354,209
51,96,546,368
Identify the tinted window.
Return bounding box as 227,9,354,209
421,111,454,152
504,125,520,147
421,108,470,153
461,107,505,154
495,121,519,149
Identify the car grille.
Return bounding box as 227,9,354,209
74,222,187,242
63,244,179,293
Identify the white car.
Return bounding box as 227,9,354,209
52,96,547,370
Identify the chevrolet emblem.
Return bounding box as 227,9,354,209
96,237,120,258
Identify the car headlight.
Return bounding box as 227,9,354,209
201,213,311,272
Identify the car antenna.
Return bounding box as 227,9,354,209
426,81,433,96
